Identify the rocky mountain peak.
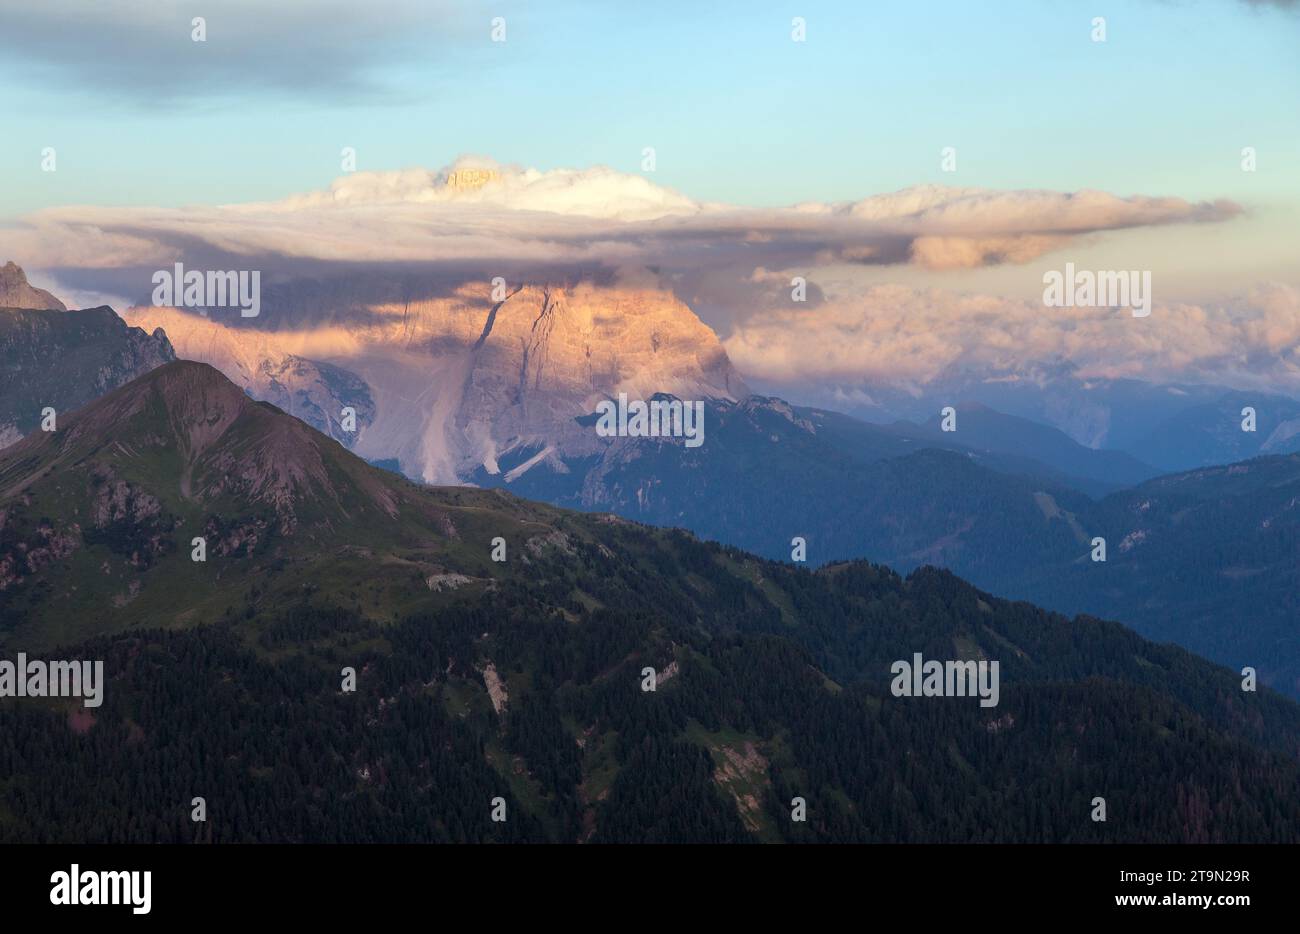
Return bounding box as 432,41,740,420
1,360,400,534
0,262,67,311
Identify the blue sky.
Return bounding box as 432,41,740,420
1,0,1296,218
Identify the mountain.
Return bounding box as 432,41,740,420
796,370,1242,452
485,390,1300,699
902,403,1160,493
115,305,377,448
119,277,1149,577
1002,454,1300,698
124,275,1171,504
1125,390,1300,471
0,359,499,643
0,261,66,310
2,361,1299,844
132,278,1132,495
114,277,1300,700
786,369,1300,474
123,279,748,484
0,266,175,449
484,394,1095,576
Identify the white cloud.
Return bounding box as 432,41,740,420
0,159,1241,292
274,158,703,222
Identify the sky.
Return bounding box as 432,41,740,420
0,0,1297,399
1,0,1297,213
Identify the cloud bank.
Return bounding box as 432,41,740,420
723,282,1300,395
2,157,1241,303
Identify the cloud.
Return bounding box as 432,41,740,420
908,235,1075,270
0,0,469,105
0,158,1242,307
722,282,1300,394
274,160,703,221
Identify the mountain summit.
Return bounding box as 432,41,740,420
0,359,506,639
0,262,66,310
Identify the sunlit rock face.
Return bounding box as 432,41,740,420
124,279,748,485
0,262,66,310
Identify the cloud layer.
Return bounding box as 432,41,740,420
723,282,1300,394
2,157,1242,302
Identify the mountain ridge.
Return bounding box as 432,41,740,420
0,272,175,451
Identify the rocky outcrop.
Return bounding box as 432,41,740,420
0,266,175,450
0,262,66,310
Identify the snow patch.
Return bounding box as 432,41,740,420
504,445,554,482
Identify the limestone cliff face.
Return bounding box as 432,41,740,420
123,280,748,484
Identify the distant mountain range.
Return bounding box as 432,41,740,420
899,403,1161,492
493,395,1300,698
118,267,1300,483
2,360,1298,843
1007,454,1300,697
1124,390,1300,471
792,370,1300,473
